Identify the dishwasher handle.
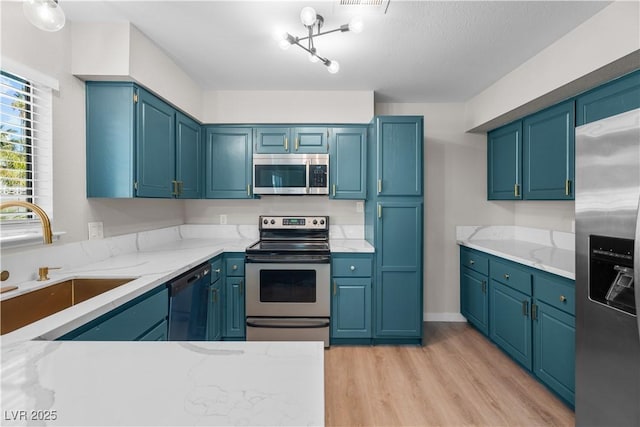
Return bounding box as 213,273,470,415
169,264,211,295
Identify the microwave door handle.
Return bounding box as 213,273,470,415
306,160,310,194
634,193,639,342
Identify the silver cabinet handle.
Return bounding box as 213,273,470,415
350,265,356,271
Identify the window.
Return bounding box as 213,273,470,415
0,70,53,230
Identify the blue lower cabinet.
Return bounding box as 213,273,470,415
460,267,489,335
224,277,245,338
59,286,168,341
374,201,423,341
489,280,532,370
533,300,575,405
207,280,223,341
332,277,372,340
461,247,576,406
139,320,168,341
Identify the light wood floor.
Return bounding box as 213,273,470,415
324,322,574,427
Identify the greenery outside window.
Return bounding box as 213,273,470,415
0,69,53,239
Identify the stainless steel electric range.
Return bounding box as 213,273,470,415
245,215,330,347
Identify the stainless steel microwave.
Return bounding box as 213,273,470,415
252,153,329,195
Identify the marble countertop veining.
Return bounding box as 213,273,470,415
456,225,575,280
1,340,324,427
1,224,371,344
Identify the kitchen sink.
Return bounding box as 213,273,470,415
0,278,135,335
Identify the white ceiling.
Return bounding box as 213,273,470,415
62,0,611,102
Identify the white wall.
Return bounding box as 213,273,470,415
465,1,640,132
1,3,185,254
71,22,203,120
202,90,374,123
375,103,515,320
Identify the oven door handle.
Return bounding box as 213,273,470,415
246,318,330,329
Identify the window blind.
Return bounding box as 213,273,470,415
0,70,53,223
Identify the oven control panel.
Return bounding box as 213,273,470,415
259,216,329,230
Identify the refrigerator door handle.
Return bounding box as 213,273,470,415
635,194,640,341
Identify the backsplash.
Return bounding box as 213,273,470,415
0,223,364,287
184,198,364,225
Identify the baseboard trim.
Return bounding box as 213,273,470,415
423,312,467,322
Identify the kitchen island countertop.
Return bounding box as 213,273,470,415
1,340,324,426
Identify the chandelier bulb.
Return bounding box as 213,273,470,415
348,16,364,34
300,7,317,27
278,39,292,50
327,60,340,74
23,0,65,32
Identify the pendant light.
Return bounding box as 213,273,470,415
23,0,66,32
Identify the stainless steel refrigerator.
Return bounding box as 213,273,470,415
575,108,640,426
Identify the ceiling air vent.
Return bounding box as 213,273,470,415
339,0,384,5
338,0,391,14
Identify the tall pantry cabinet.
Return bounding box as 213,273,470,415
365,116,424,344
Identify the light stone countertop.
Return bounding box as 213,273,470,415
1,340,324,427
1,224,371,345
456,225,575,280
1,224,338,426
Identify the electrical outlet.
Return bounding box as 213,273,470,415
220,214,227,225
88,222,104,240
356,202,364,213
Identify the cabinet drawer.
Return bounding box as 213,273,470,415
225,257,245,277
71,287,168,341
460,247,489,275
490,259,532,296
210,258,223,283
534,273,575,316
333,257,372,277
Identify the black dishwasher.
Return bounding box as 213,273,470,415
168,263,211,340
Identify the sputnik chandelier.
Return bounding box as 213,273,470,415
275,6,363,73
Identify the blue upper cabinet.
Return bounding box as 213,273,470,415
255,126,328,153
576,70,640,126
376,116,423,197
204,127,253,199
136,88,176,198
523,101,575,200
255,126,290,153
330,127,367,199
175,112,202,199
86,82,202,199
488,121,522,200
86,83,137,197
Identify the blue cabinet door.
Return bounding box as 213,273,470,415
204,127,253,198
490,280,532,370
523,101,575,200
488,121,522,200
533,300,575,406
375,201,422,338
332,277,372,339
255,126,290,153
460,267,489,335
175,112,202,199
292,127,328,153
376,116,423,197
86,83,136,197
576,70,640,126
330,127,367,199
139,320,168,341
136,88,175,198
224,276,245,338
60,286,169,341
207,280,223,341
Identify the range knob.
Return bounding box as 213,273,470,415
270,219,276,225
313,219,318,225
320,219,325,225
263,219,268,225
